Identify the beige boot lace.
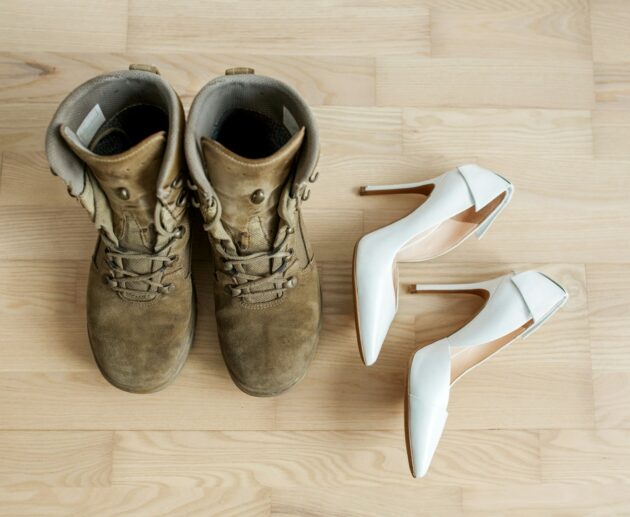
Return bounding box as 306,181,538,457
215,230,298,298
103,203,185,295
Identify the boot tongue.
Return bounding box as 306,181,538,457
60,127,167,252
201,127,304,253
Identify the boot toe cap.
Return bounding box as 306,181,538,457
88,327,192,393
223,330,319,397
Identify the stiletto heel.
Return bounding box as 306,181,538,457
359,179,435,196
353,164,514,366
405,270,568,478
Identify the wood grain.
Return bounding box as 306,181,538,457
0,1,127,53
402,108,593,157
430,3,592,60
127,0,430,56
1,0,630,514
377,57,594,109
0,53,376,106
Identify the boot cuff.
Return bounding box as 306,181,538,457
45,69,183,199
185,73,319,201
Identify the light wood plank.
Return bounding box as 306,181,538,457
592,110,630,159
540,430,630,483
271,486,462,517
403,108,592,157
0,487,270,517
314,106,403,155
593,372,630,429
462,482,630,515
587,264,630,371
111,429,539,488
594,63,630,110
377,57,594,109
591,0,630,63
0,431,112,488
0,152,70,207
0,360,277,430
127,0,429,56
0,53,376,106
430,3,591,60
0,102,56,152
0,1,127,52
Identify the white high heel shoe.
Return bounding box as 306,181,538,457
405,270,568,478
353,164,514,366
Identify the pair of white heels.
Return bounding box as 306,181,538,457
352,164,568,478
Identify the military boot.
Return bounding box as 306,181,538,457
45,65,195,393
185,69,321,396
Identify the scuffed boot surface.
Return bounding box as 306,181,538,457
46,67,195,393
186,70,322,396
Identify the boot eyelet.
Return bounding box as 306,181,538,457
251,189,265,204
309,170,319,183
286,276,297,289
301,188,311,201
286,227,295,234
171,177,183,189
159,283,174,294
224,285,241,296
116,187,130,200
176,191,187,206
174,226,186,239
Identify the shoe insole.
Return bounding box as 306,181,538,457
396,193,506,263
214,108,291,159
449,322,532,384
90,104,168,156
391,192,507,300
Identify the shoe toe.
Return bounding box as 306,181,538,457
407,394,449,478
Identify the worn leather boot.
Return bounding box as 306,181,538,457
45,65,195,393
185,69,321,396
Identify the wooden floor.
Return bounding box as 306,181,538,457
1,0,630,515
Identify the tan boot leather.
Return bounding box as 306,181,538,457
46,66,195,393
185,69,321,397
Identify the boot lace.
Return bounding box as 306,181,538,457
188,179,299,299
214,230,297,298
104,204,185,296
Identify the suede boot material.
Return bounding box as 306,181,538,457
46,68,194,393
185,71,321,397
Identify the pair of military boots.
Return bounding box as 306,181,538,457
45,65,321,396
